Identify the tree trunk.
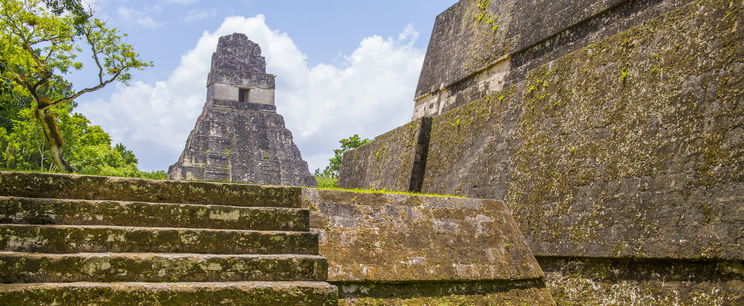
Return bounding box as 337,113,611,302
33,106,74,172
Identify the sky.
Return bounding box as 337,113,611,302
69,0,457,172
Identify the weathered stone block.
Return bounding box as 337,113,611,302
249,87,275,105
300,188,554,304
0,171,338,304
338,282,555,305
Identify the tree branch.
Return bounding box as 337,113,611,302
6,16,47,73
9,72,39,99
84,27,104,83
48,69,122,107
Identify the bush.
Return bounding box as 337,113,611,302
315,175,338,188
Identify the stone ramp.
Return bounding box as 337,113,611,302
0,171,337,305
302,189,556,304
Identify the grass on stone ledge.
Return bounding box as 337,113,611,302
314,175,338,188
314,186,465,198
312,176,463,198
1,170,465,198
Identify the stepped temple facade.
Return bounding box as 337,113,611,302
168,33,316,187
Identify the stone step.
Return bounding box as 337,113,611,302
0,196,309,231
0,171,301,208
0,281,338,305
0,252,327,283
0,224,318,255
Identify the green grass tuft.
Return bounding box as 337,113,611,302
312,185,464,198
314,175,338,188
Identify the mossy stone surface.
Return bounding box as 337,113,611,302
0,282,338,306
540,257,744,305
0,224,318,255
423,0,743,261
0,252,328,283
415,0,743,303
338,118,427,192
301,188,544,283
0,171,302,208
339,285,555,306
0,171,338,304
0,196,309,231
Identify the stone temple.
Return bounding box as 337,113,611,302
168,33,316,187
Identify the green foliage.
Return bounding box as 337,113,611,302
114,143,137,164
42,0,89,26
0,67,35,132
620,66,629,85
314,134,371,180
473,0,499,33
0,0,151,95
1,107,49,170
476,0,491,10
314,175,338,188
0,0,160,179
0,99,164,178
0,0,151,171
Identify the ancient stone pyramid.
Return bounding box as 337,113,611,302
168,33,316,187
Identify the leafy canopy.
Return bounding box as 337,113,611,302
0,0,151,106
0,0,163,179
0,97,165,179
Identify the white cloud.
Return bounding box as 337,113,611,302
136,16,164,28
184,9,217,22
116,7,135,19
117,7,164,28
78,15,424,172
167,0,199,5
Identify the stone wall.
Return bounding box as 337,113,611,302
338,118,431,192
300,188,554,304
539,257,743,305
422,0,743,260
341,0,743,303
413,0,694,119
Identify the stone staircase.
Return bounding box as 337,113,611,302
0,171,338,305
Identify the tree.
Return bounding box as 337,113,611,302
0,0,151,171
0,100,165,179
42,0,89,22
315,134,370,179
